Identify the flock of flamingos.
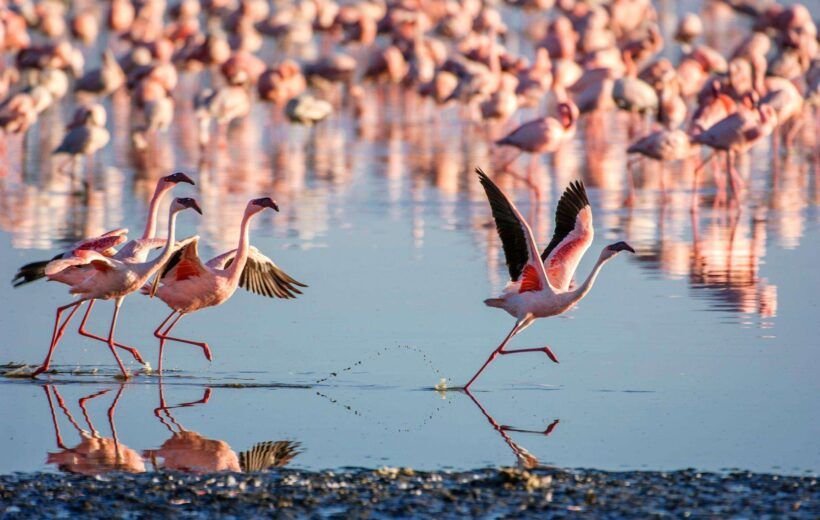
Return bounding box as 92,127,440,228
1,0,817,388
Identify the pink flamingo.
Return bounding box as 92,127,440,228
494,101,579,197
32,197,203,378
626,129,692,203
465,169,634,390
690,101,778,206
15,172,195,368
145,198,307,372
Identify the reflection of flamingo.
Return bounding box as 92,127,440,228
32,198,203,378
146,381,300,472
145,198,307,372
14,173,195,368
465,169,634,389
43,385,145,475
464,389,559,468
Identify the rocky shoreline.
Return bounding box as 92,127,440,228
0,467,816,518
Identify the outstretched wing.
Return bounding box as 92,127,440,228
214,247,307,299
239,441,301,472
476,168,552,295
44,249,116,277
71,228,129,254
149,236,207,296
541,181,593,292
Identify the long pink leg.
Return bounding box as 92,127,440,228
153,310,179,373
43,386,67,449
500,345,560,363
32,301,85,377
78,389,111,435
104,297,130,379
497,149,522,172
691,151,715,211
625,158,639,206
156,313,213,363
726,150,745,202
108,385,125,461
463,318,527,390
77,300,146,364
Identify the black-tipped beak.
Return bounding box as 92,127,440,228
178,198,202,214
608,241,635,253
254,197,279,211
165,172,195,185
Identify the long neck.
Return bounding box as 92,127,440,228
225,210,254,287
142,184,170,239
568,251,611,303
141,210,180,275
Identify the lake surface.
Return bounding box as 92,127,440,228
0,2,818,476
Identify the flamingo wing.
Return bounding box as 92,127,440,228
44,249,116,277
149,236,207,296
71,228,129,254
219,247,308,299
541,180,594,292
477,168,552,295
239,440,301,472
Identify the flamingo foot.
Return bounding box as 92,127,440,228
31,365,49,378
500,346,559,363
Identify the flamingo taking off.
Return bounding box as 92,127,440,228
465,168,634,389
32,197,203,379
145,197,307,372
14,172,195,368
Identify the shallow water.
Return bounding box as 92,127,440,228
0,3,819,476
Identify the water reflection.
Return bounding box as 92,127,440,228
43,385,145,475
41,382,300,475
464,389,559,469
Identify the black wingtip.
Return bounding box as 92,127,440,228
11,260,49,287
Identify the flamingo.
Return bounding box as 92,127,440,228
145,198,307,372
14,172,195,367
625,129,692,203
32,197,203,379
464,169,634,390
690,101,778,206
494,100,579,197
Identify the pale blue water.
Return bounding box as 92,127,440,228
0,1,818,476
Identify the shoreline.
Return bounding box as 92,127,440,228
1,467,816,518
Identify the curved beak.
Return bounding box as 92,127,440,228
165,172,195,185
185,199,203,215
615,241,635,253
255,197,279,211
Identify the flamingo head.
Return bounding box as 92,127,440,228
249,197,280,214
161,171,195,186
602,241,635,260
171,197,203,215
557,101,578,129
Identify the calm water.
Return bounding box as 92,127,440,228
0,3,819,476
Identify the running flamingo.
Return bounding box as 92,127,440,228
32,197,203,378
465,169,634,389
145,198,307,372
14,172,195,368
